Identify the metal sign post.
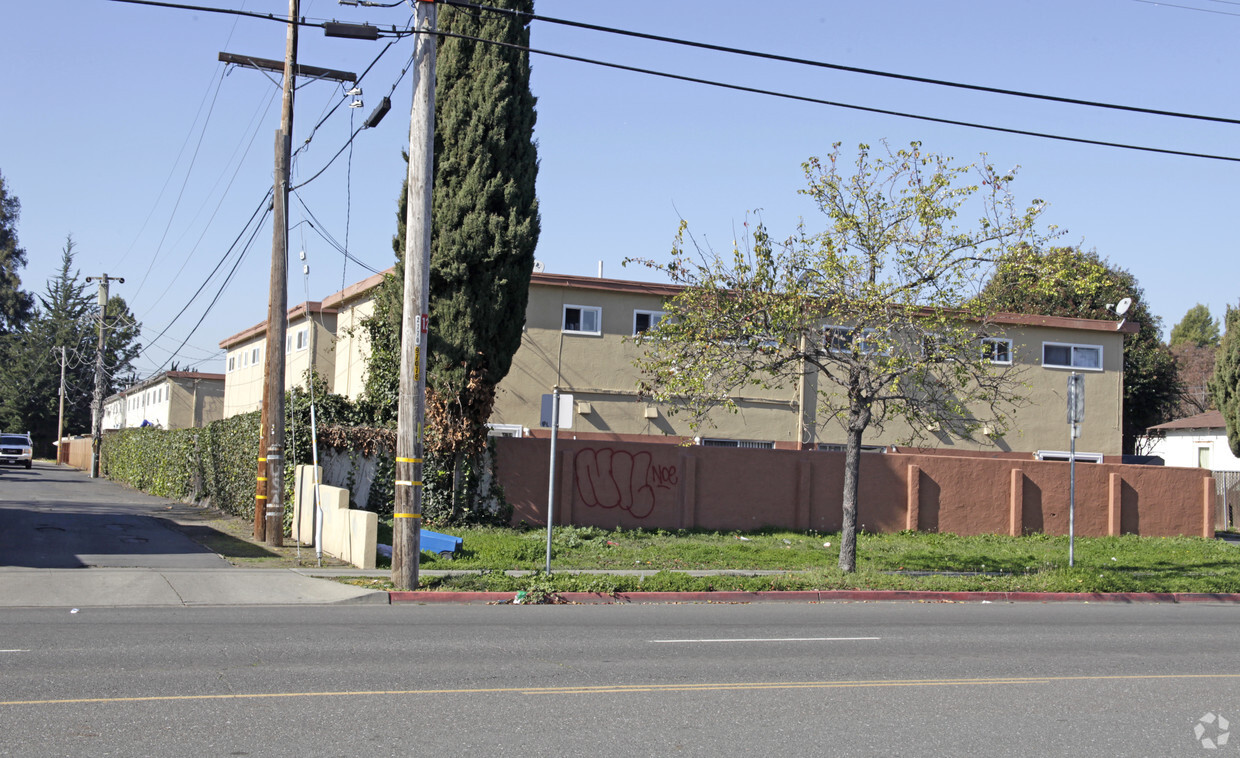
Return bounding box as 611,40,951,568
1067,372,1084,567
544,387,560,575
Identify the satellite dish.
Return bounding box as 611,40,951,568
1108,297,1132,316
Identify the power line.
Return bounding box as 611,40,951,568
1128,0,1240,16
291,192,383,274
144,198,272,376
116,66,228,267
437,29,1240,163
131,63,231,298
111,0,1239,161
445,0,1240,126
138,188,272,359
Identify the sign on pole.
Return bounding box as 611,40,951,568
540,393,574,430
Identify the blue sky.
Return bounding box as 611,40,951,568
2,0,1237,378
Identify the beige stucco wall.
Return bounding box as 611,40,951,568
332,294,375,401
492,282,1128,456
492,283,795,443
223,339,266,418
168,376,225,429
222,312,339,418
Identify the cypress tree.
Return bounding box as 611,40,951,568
362,1,539,520
1211,304,1240,457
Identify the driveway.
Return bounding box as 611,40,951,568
0,463,384,606
0,462,229,569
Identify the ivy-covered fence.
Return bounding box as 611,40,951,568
103,412,261,520
102,413,511,528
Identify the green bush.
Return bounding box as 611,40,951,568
103,412,262,521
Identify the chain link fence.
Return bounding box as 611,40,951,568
1215,471,1240,531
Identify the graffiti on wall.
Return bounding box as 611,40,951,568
575,448,678,519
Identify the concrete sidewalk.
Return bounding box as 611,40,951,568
0,567,389,607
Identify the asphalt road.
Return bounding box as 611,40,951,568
0,462,227,569
3,602,1239,757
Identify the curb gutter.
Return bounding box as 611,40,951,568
388,589,1240,605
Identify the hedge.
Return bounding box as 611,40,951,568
102,412,511,528
103,412,262,521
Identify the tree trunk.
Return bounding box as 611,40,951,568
838,425,863,572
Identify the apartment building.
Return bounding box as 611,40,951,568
218,270,1133,458
102,371,225,431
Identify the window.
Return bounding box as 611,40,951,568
563,305,601,335
241,351,249,368
487,423,524,438
1042,342,1101,370
1035,450,1102,463
824,325,882,355
982,338,1012,365
251,346,261,365
818,444,888,454
286,335,292,355
700,438,775,449
295,328,309,350
227,355,235,372
1198,446,1212,469
633,310,665,335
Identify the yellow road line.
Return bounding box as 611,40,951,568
3,673,1238,707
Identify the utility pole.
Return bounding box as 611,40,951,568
219,8,358,546
260,0,299,547
392,0,437,591
56,346,66,465
85,274,123,478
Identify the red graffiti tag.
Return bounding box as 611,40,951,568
650,464,678,489
575,448,657,519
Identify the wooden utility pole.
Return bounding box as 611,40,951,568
392,0,437,591
259,0,300,547
85,274,122,478
56,346,66,465
219,12,356,545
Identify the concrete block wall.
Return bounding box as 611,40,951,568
292,465,377,569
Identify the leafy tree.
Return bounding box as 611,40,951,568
1169,342,1215,418
628,142,1050,572
1211,303,1240,457
362,0,539,522
1170,303,1220,348
0,238,141,454
0,170,34,334
980,245,1180,453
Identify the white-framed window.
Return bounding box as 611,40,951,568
250,346,261,365
1036,450,1103,463
824,325,883,355
981,337,1012,365
286,335,292,355
633,309,665,335
1042,342,1102,370
818,444,888,454
699,438,775,449
563,305,601,335
227,355,235,372
241,351,249,368
295,328,310,350
486,423,524,438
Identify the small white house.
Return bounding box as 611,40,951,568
1143,410,1240,471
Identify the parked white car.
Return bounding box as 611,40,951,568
0,433,33,469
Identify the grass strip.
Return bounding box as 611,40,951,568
352,524,1240,596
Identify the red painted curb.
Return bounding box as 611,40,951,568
387,589,1240,605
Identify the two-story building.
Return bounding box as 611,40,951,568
488,273,1134,459
216,269,1134,459
102,371,225,430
